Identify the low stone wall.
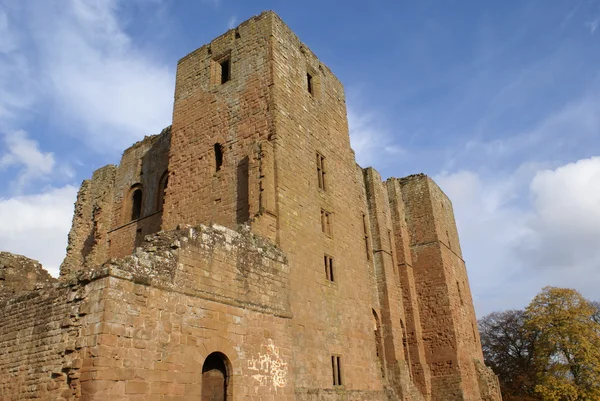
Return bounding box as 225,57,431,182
1,223,295,400
0,274,106,401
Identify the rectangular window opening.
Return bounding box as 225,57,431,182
316,152,326,190
324,255,334,282
307,73,313,95
214,143,223,172
220,58,230,84
457,281,464,306
332,355,342,386
321,209,332,237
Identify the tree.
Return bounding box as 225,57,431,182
479,309,540,400
591,301,600,326
525,287,600,401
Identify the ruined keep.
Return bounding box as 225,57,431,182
0,11,501,401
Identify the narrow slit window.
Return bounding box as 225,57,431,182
214,143,223,172
321,209,332,237
316,152,326,190
388,230,397,271
457,281,464,306
220,58,230,84
362,213,371,260
307,73,313,95
324,255,334,282
332,355,342,386
131,188,143,220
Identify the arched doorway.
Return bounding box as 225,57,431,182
202,352,230,401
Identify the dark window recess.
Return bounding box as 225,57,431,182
131,189,142,220
316,152,326,190
321,209,332,236
220,59,230,84
457,281,464,306
214,143,223,172
373,310,385,378
332,355,342,386
307,73,313,95
202,352,229,401
157,171,168,210
362,213,371,260
324,255,334,282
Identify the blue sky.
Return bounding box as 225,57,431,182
1,0,599,316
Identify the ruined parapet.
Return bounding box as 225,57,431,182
103,223,291,317
475,360,503,401
107,126,171,259
61,127,172,277
60,164,117,277
0,252,57,302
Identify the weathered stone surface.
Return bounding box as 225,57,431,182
0,252,57,302
0,10,501,401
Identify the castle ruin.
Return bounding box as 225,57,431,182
0,11,501,401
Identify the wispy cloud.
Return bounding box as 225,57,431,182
201,0,221,8
348,103,406,170
586,18,599,33
227,15,237,29
0,0,175,151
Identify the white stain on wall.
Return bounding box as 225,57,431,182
247,339,288,388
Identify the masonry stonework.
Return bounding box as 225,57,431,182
0,11,501,401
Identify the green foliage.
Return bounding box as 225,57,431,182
480,287,600,401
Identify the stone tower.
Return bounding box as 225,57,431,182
1,11,501,401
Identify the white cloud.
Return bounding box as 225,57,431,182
521,157,600,269
0,185,77,277
0,0,175,151
437,157,600,316
0,130,55,191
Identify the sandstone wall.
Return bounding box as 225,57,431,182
398,175,487,400
162,12,275,231
107,127,171,259
61,165,116,277
0,274,107,400
61,128,171,277
1,252,57,302
1,223,295,400
78,224,294,400
269,13,395,396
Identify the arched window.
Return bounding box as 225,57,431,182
130,186,143,221
202,352,231,401
156,171,168,211
214,143,223,172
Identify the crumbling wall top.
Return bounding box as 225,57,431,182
0,252,57,303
